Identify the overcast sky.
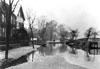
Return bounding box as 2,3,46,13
15,0,100,38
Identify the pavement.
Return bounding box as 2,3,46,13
0,45,40,60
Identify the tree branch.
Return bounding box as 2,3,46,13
12,0,19,13
9,0,11,4
11,0,14,5
1,0,8,15
0,6,5,13
32,16,36,24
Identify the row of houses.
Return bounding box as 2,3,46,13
0,1,25,41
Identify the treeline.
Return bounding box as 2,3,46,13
26,14,98,44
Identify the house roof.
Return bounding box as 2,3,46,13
14,5,25,21
17,6,25,21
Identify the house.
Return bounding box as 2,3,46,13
0,1,25,41
0,1,16,40
16,6,25,29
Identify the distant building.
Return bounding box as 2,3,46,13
77,38,100,42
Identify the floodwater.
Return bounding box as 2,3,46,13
27,44,100,69
27,43,68,62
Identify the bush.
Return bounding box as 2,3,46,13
20,40,29,46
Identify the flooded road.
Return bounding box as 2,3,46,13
27,44,67,62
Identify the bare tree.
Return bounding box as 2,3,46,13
85,27,93,40
57,24,69,52
37,17,57,42
69,29,79,54
70,29,78,40
45,20,57,41
84,27,94,57
26,10,36,48
37,16,48,44
57,24,68,42
1,0,20,59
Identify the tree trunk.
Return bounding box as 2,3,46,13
30,28,34,48
5,2,11,59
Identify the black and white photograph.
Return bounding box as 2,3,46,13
0,0,100,69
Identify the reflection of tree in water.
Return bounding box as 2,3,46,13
59,44,68,53
27,43,67,62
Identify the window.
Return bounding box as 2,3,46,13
2,28,5,33
17,22,20,29
11,16,13,24
11,29,12,36
1,27,2,37
4,17,6,22
13,17,16,25
2,14,5,22
18,12,20,17
2,28,5,37
4,28,6,37
0,27,1,37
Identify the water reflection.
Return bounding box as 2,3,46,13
27,43,68,62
